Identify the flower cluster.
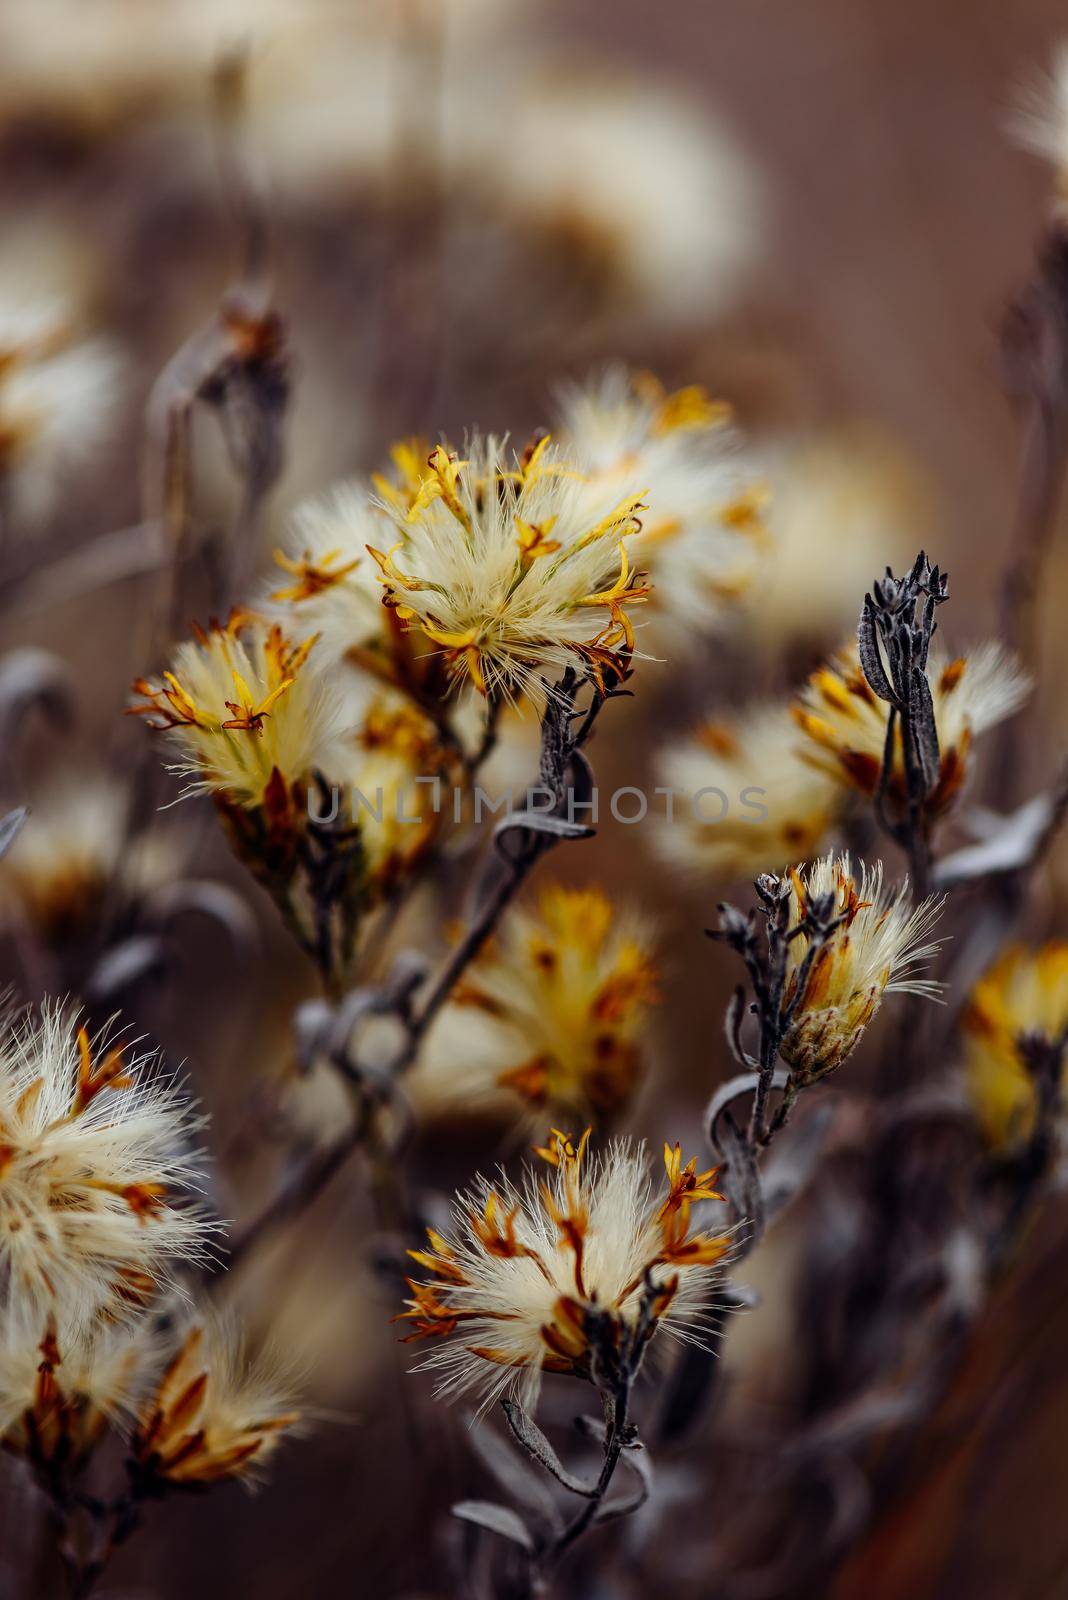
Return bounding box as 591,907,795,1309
397,1129,730,1412
333,694,460,893
0,773,178,944
268,477,396,669
0,270,122,536
0,1317,155,1471
418,885,659,1123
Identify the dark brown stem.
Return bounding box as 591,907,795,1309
546,1388,629,1569
391,847,539,1075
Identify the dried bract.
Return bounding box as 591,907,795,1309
134,1313,300,1488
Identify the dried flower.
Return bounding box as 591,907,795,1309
749,428,925,651
0,1004,210,1332
654,704,842,882
557,370,766,652
1011,44,1068,212
129,612,342,811
777,854,942,1082
492,77,765,326
417,885,659,1123
334,694,459,893
134,1313,300,1488
962,943,1068,1153
269,480,394,665
0,773,178,944
0,286,122,536
397,1130,729,1412
0,1316,158,1470
367,435,648,700
793,642,1029,818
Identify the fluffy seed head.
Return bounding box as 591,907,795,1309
367,435,648,700
962,943,1068,1153
0,1004,211,1333
654,704,842,882
793,642,1030,817
418,885,659,1123
129,612,342,809
557,370,767,654
778,853,943,1082
134,1312,300,1488
397,1129,729,1413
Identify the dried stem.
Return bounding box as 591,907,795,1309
219,666,618,1270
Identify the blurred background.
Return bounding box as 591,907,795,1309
2,1,1068,1595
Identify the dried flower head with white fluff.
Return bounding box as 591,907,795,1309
0,265,122,537
129,612,342,811
748,429,924,652
333,693,460,894
793,642,1030,818
269,478,394,666
1011,44,1068,211
0,1005,210,1332
0,1315,160,1471
134,1312,300,1488
558,370,767,653
367,435,648,700
778,853,943,1083
0,773,179,944
491,77,765,326
962,943,1068,1154
397,1129,730,1412
654,704,842,883
417,885,659,1124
